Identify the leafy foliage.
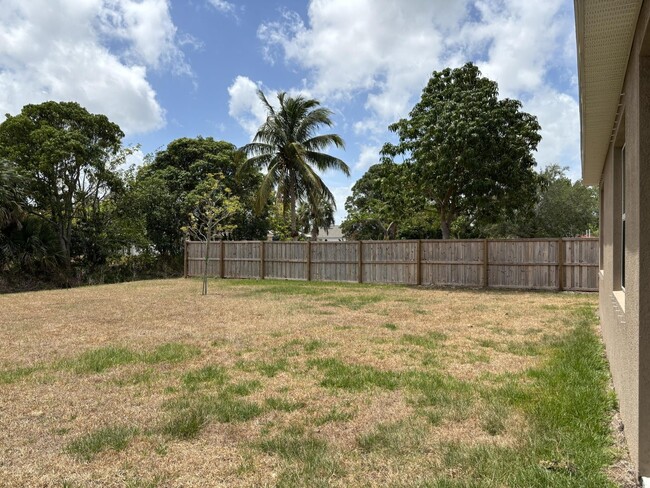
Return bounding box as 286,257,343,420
341,161,439,240
133,137,268,256
479,165,599,238
241,90,349,238
0,101,127,272
382,63,541,239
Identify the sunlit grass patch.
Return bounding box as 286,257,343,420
161,393,263,439
182,365,228,389
0,365,40,384
357,418,425,455
65,346,139,374
265,396,306,412
462,351,491,364
223,379,262,396
256,425,344,486
307,357,400,390
401,331,447,350
63,343,201,374
143,343,200,364
313,406,355,426
304,339,327,353
65,425,138,461
236,357,288,378
161,407,207,440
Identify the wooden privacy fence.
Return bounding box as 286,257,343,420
184,238,599,292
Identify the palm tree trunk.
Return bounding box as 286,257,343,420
290,179,298,240
311,222,319,241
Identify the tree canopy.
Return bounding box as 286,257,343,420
482,165,598,238
133,137,269,256
382,63,542,239
340,161,439,240
0,101,126,273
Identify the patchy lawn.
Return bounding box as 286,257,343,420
0,278,628,487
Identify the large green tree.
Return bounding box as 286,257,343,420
241,90,349,238
340,161,439,240
0,101,126,272
134,137,268,256
382,63,542,239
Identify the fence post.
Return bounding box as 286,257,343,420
483,239,489,288
260,241,265,279
358,241,363,283
220,240,225,279
416,240,422,286
184,240,188,278
558,239,564,291
307,241,312,281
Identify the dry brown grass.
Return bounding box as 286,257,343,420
0,278,601,487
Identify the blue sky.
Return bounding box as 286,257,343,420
0,0,579,223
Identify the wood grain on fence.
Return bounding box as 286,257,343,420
185,238,598,292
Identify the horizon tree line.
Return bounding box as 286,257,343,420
0,63,597,291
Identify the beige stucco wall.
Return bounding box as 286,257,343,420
598,1,650,476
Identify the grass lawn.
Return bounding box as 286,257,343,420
0,278,628,487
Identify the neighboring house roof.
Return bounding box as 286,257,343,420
317,225,344,241
575,0,642,185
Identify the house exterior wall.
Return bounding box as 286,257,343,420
598,1,650,476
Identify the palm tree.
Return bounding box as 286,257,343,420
240,90,349,238
298,192,336,241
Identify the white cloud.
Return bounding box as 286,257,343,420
524,88,580,175
330,185,353,224
258,0,581,175
0,0,190,135
258,0,469,133
453,0,565,98
207,0,236,15
227,75,267,137
354,145,381,171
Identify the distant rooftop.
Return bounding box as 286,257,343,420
317,225,345,241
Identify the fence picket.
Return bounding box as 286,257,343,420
185,238,598,292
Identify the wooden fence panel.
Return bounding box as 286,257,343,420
563,238,599,291
421,240,484,287
264,242,308,280
488,239,559,290
224,241,260,279
186,241,222,277
362,241,418,284
311,242,359,282
184,238,599,292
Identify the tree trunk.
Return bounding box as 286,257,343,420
440,220,451,240
202,237,209,296
289,181,298,240
311,222,319,241
57,224,72,281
